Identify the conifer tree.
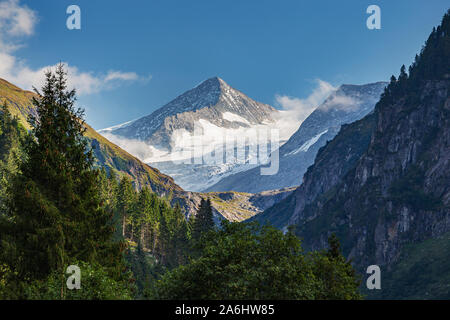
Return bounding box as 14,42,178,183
136,187,157,248
191,198,214,244
172,203,189,265
326,233,341,260
98,168,118,213
117,175,136,238
3,65,124,285
156,207,170,265
0,103,26,213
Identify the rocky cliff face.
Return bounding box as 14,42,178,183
207,82,386,193
251,112,376,229
254,11,450,298
293,12,450,270
297,80,449,268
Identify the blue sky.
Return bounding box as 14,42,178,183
0,0,448,129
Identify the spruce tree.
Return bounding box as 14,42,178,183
136,187,156,248
172,203,189,265
0,103,26,213
98,168,118,213
191,198,214,244
326,233,342,260
3,65,124,284
117,175,136,238
156,207,170,265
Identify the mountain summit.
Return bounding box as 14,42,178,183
100,77,277,151
100,77,278,191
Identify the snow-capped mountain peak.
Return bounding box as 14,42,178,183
99,77,279,191
100,77,277,146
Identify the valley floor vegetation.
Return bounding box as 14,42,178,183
0,65,362,300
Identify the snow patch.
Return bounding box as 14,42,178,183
285,129,328,156
222,112,250,124
99,119,136,132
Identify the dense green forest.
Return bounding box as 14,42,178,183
0,65,361,300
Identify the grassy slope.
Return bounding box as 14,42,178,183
0,78,36,130
206,188,296,222
207,191,265,221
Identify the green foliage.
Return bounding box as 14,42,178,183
117,175,137,239
0,263,20,299
377,9,450,109
0,103,27,212
24,261,135,300
368,232,450,299
0,65,126,297
191,198,214,243
309,234,362,300
154,222,362,300
389,165,441,211
126,242,156,298
114,178,190,267
102,173,192,295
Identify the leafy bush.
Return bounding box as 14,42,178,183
24,261,135,300
154,221,362,300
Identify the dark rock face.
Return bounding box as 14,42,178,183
207,82,386,194
250,112,376,229
297,80,449,270
254,12,450,298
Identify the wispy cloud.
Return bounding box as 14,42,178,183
273,79,336,139
0,0,150,95
0,0,37,52
0,58,151,95
102,132,157,161
105,71,140,82
320,94,361,111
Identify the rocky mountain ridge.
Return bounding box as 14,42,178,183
100,77,280,191
207,82,386,193
253,11,450,298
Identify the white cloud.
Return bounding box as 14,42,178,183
0,57,151,95
273,79,336,139
105,71,139,82
0,0,37,36
102,132,157,161
0,0,149,95
320,94,361,111
0,0,37,52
